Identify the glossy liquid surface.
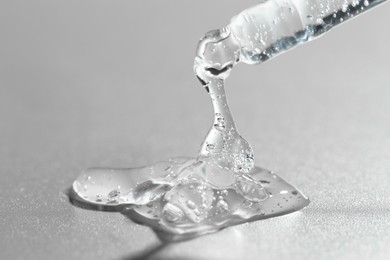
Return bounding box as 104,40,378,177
73,158,309,241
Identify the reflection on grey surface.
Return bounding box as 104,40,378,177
0,0,389,259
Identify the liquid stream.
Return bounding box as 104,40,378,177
72,0,387,241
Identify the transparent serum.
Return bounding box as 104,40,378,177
72,0,387,241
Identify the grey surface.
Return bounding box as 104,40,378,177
1,1,390,259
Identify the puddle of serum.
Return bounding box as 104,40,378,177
73,157,309,241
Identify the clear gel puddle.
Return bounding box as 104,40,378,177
72,0,386,241
73,158,308,240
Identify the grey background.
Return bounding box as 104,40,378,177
1,1,389,259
